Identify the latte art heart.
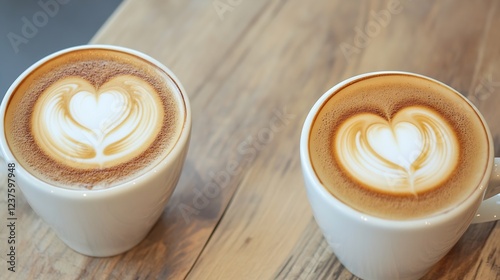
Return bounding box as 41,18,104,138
334,106,459,194
32,75,164,169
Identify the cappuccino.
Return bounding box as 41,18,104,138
309,73,489,219
5,48,186,189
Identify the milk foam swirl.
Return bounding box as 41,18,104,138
335,106,459,194
32,75,164,169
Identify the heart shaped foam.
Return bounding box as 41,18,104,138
70,89,131,138
32,75,164,169
334,106,459,194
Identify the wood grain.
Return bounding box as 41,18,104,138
0,0,498,279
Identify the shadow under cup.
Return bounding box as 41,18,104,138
300,71,495,279
0,45,191,257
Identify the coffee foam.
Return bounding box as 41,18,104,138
335,106,459,195
32,75,164,169
309,74,489,219
5,49,185,189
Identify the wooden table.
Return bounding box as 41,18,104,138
1,0,499,279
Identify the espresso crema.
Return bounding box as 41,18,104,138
5,48,185,189
309,73,489,219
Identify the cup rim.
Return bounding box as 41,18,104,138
0,44,191,198
300,71,494,228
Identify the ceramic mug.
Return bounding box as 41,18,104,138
300,71,500,280
0,45,191,257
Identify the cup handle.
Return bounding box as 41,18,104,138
471,157,500,223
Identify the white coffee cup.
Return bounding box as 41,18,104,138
300,71,500,280
0,45,191,257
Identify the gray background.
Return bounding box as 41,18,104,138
0,0,122,99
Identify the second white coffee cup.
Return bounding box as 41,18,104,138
301,71,500,280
